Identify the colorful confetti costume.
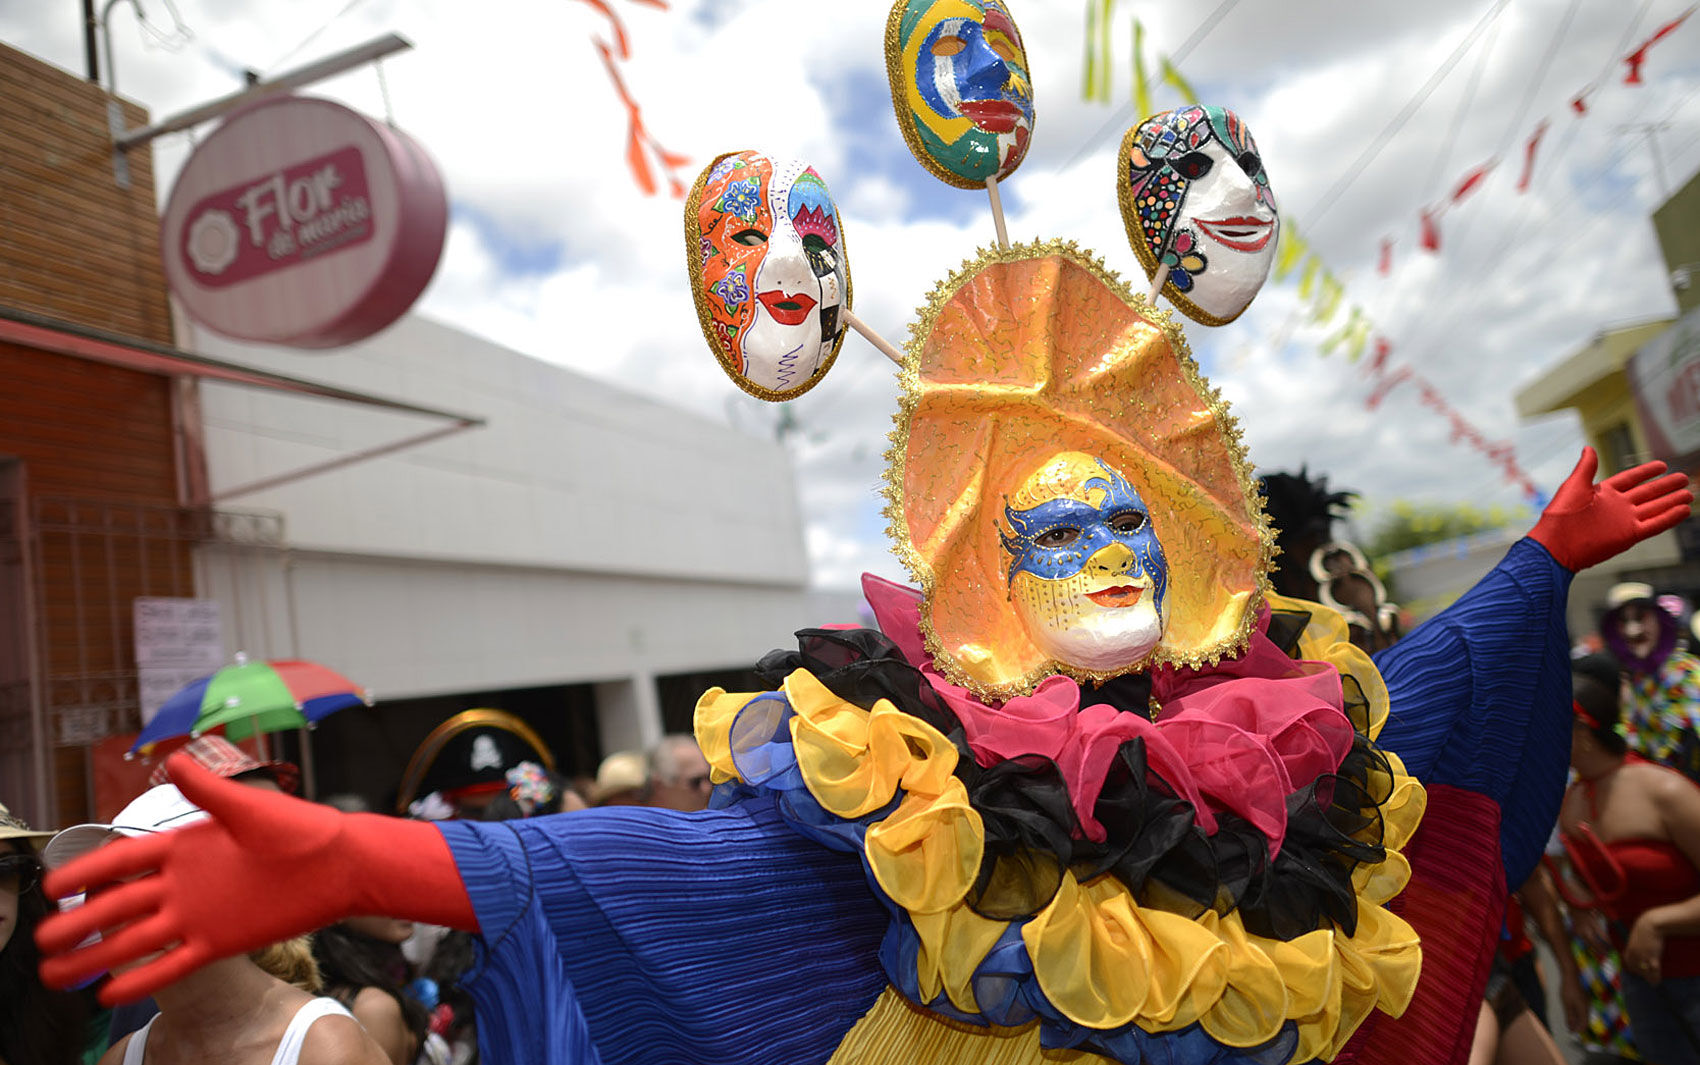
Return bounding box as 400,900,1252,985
429,534,1573,1065
1622,654,1700,770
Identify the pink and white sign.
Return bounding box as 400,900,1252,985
161,95,447,350
1630,307,1700,467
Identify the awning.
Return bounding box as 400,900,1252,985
0,303,485,504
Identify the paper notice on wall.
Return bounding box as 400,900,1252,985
134,597,225,725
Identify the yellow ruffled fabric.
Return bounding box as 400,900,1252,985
694,606,1427,1065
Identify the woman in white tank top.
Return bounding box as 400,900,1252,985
103,947,391,1065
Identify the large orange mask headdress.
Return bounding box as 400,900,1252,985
884,241,1273,699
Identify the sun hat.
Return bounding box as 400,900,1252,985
0,799,54,852
1606,582,1656,610
590,750,649,805
1601,581,1679,672
148,734,300,795
43,784,208,869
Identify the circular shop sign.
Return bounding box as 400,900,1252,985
161,94,448,350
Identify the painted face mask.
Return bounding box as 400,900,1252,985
886,0,1035,189
1000,453,1170,672
889,245,1271,699
1119,105,1278,326
687,150,851,400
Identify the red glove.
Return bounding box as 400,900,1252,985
1528,447,1694,572
36,754,476,1004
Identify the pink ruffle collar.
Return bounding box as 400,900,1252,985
860,574,1357,855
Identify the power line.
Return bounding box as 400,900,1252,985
1297,0,1513,233
1497,0,1583,152
1390,1,1668,375
1425,8,1503,200
265,0,374,75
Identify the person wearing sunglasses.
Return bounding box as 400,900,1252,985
1558,662,1700,1065
0,800,86,1065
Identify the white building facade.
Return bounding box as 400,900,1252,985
184,313,853,801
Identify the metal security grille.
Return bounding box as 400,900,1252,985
19,497,285,823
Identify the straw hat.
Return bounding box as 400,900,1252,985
0,800,53,853
590,750,649,805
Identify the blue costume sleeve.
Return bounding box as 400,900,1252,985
438,793,889,1065
1372,537,1573,889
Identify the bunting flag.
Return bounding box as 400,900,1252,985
1516,120,1549,192
1099,0,1117,102
1419,207,1441,252
580,0,688,197
1309,274,1345,324
1321,306,1372,361
1449,159,1496,205
1368,336,1392,377
1159,56,1199,105
1132,18,1152,120
1298,256,1322,300
1571,90,1589,115
1624,7,1694,84
1366,367,1412,411
1378,238,1393,276
1274,224,1309,282
1082,0,1116,102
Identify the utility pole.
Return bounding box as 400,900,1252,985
1621,122,1674,200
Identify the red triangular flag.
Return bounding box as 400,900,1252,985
1366,366,1410,411
1369,337,1392,377
1450,160,1495,204
1571,92,1588,115
1625,8,1693,84
1420,208,1441,252
1378,238,1393,276
1517,120,1549,192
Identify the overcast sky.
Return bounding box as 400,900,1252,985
4,0,1698,590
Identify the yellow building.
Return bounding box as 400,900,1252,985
1514,166,1700,635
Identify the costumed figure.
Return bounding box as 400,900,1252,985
1601,582,1700,778
1257,471,1402,654
34,5,1696,1065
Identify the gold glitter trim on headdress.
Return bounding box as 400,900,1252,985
684,150,850,403
882,241,1275,701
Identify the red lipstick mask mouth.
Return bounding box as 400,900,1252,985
758,291,819,326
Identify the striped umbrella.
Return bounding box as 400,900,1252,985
132,654,372,754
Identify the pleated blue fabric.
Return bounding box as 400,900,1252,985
1374,537,1573,888
433,538,1575,1064
440,794,889,1065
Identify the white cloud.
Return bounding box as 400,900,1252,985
7,0,1698,592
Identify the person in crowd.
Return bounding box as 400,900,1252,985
1601,583,1700,778
1469,874,1569,1065
1558,661,1700,1065
44,784,389,1065
147,734,299,795
0,800,86,1065
394,709,559,821
1548,652,1645,1064
312,918,430,1065
589,750,649,806
645,734,713,812
106,734,302,1045
322,794,374,815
